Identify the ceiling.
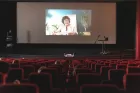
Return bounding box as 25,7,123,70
8,0,136,2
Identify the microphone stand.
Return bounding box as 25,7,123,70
98,36,109,55
94,35,100,44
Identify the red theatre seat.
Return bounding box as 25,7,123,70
95,64,105,73
108,69,126,88
126,67,140,74
75,68,92,75
6,68,24,83
21,65,35,79
41,68,59,88
123,74,140,93
76,73,101,86
0,61,9,74
116,64,127,70
100,66,112,80
80,84,121,93
0,84,39,93
29,73,52,93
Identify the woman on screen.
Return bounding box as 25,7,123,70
53,16,78,35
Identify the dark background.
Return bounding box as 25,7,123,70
0,1,136,55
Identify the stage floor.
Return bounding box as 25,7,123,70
1,49,135,59
0,53,134,60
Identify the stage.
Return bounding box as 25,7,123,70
1,49,135,59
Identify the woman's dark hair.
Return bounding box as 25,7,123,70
62,16,70,24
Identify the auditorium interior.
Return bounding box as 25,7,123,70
0,0,140,93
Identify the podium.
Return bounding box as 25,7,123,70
98,37,108,55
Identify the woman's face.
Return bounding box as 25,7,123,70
64,19,70,25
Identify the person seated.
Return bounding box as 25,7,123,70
72,65,78,76
72,64,84,76
54,60,61,65
12,60,19,64
37,66,47,73
13,79,20,84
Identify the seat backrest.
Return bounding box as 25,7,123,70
0,61,9,74
0,84,39,93
76,68,92,74
49,64,63,68
123,74,140,93
80,84,120,93
104,62,110,66
76,73,101,86
100,66,112,80
41,68,58,88
116,64,127,70
10,63,20,68
22,65,35,79
87,62,92,68
91,63,96,71
127,63,138,66
48,66,62,73
33,64,41,72
109,63,117,69
6,68,24,83
126,67,140,74
109,69,126,81
109,69,126,88
95,64,105,73
29,73,52,92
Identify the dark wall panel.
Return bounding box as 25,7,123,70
0,2,8,53
8,2,17,47
116,1,136,49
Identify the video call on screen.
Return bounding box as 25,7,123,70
17,3,116,44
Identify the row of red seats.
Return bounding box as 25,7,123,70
0,58,140,93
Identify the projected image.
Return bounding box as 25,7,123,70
45,9,92,36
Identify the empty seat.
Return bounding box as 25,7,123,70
0,84,39,93
29,73,52,93
80,84,120,93
123,73,140,93
29,72,63,93
22,65,35,79
95,64,105,73
100,66,112,80
76,73,101,86
109,69,126,88
127,67,140,73
41,68,59,88
6,68,24,83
